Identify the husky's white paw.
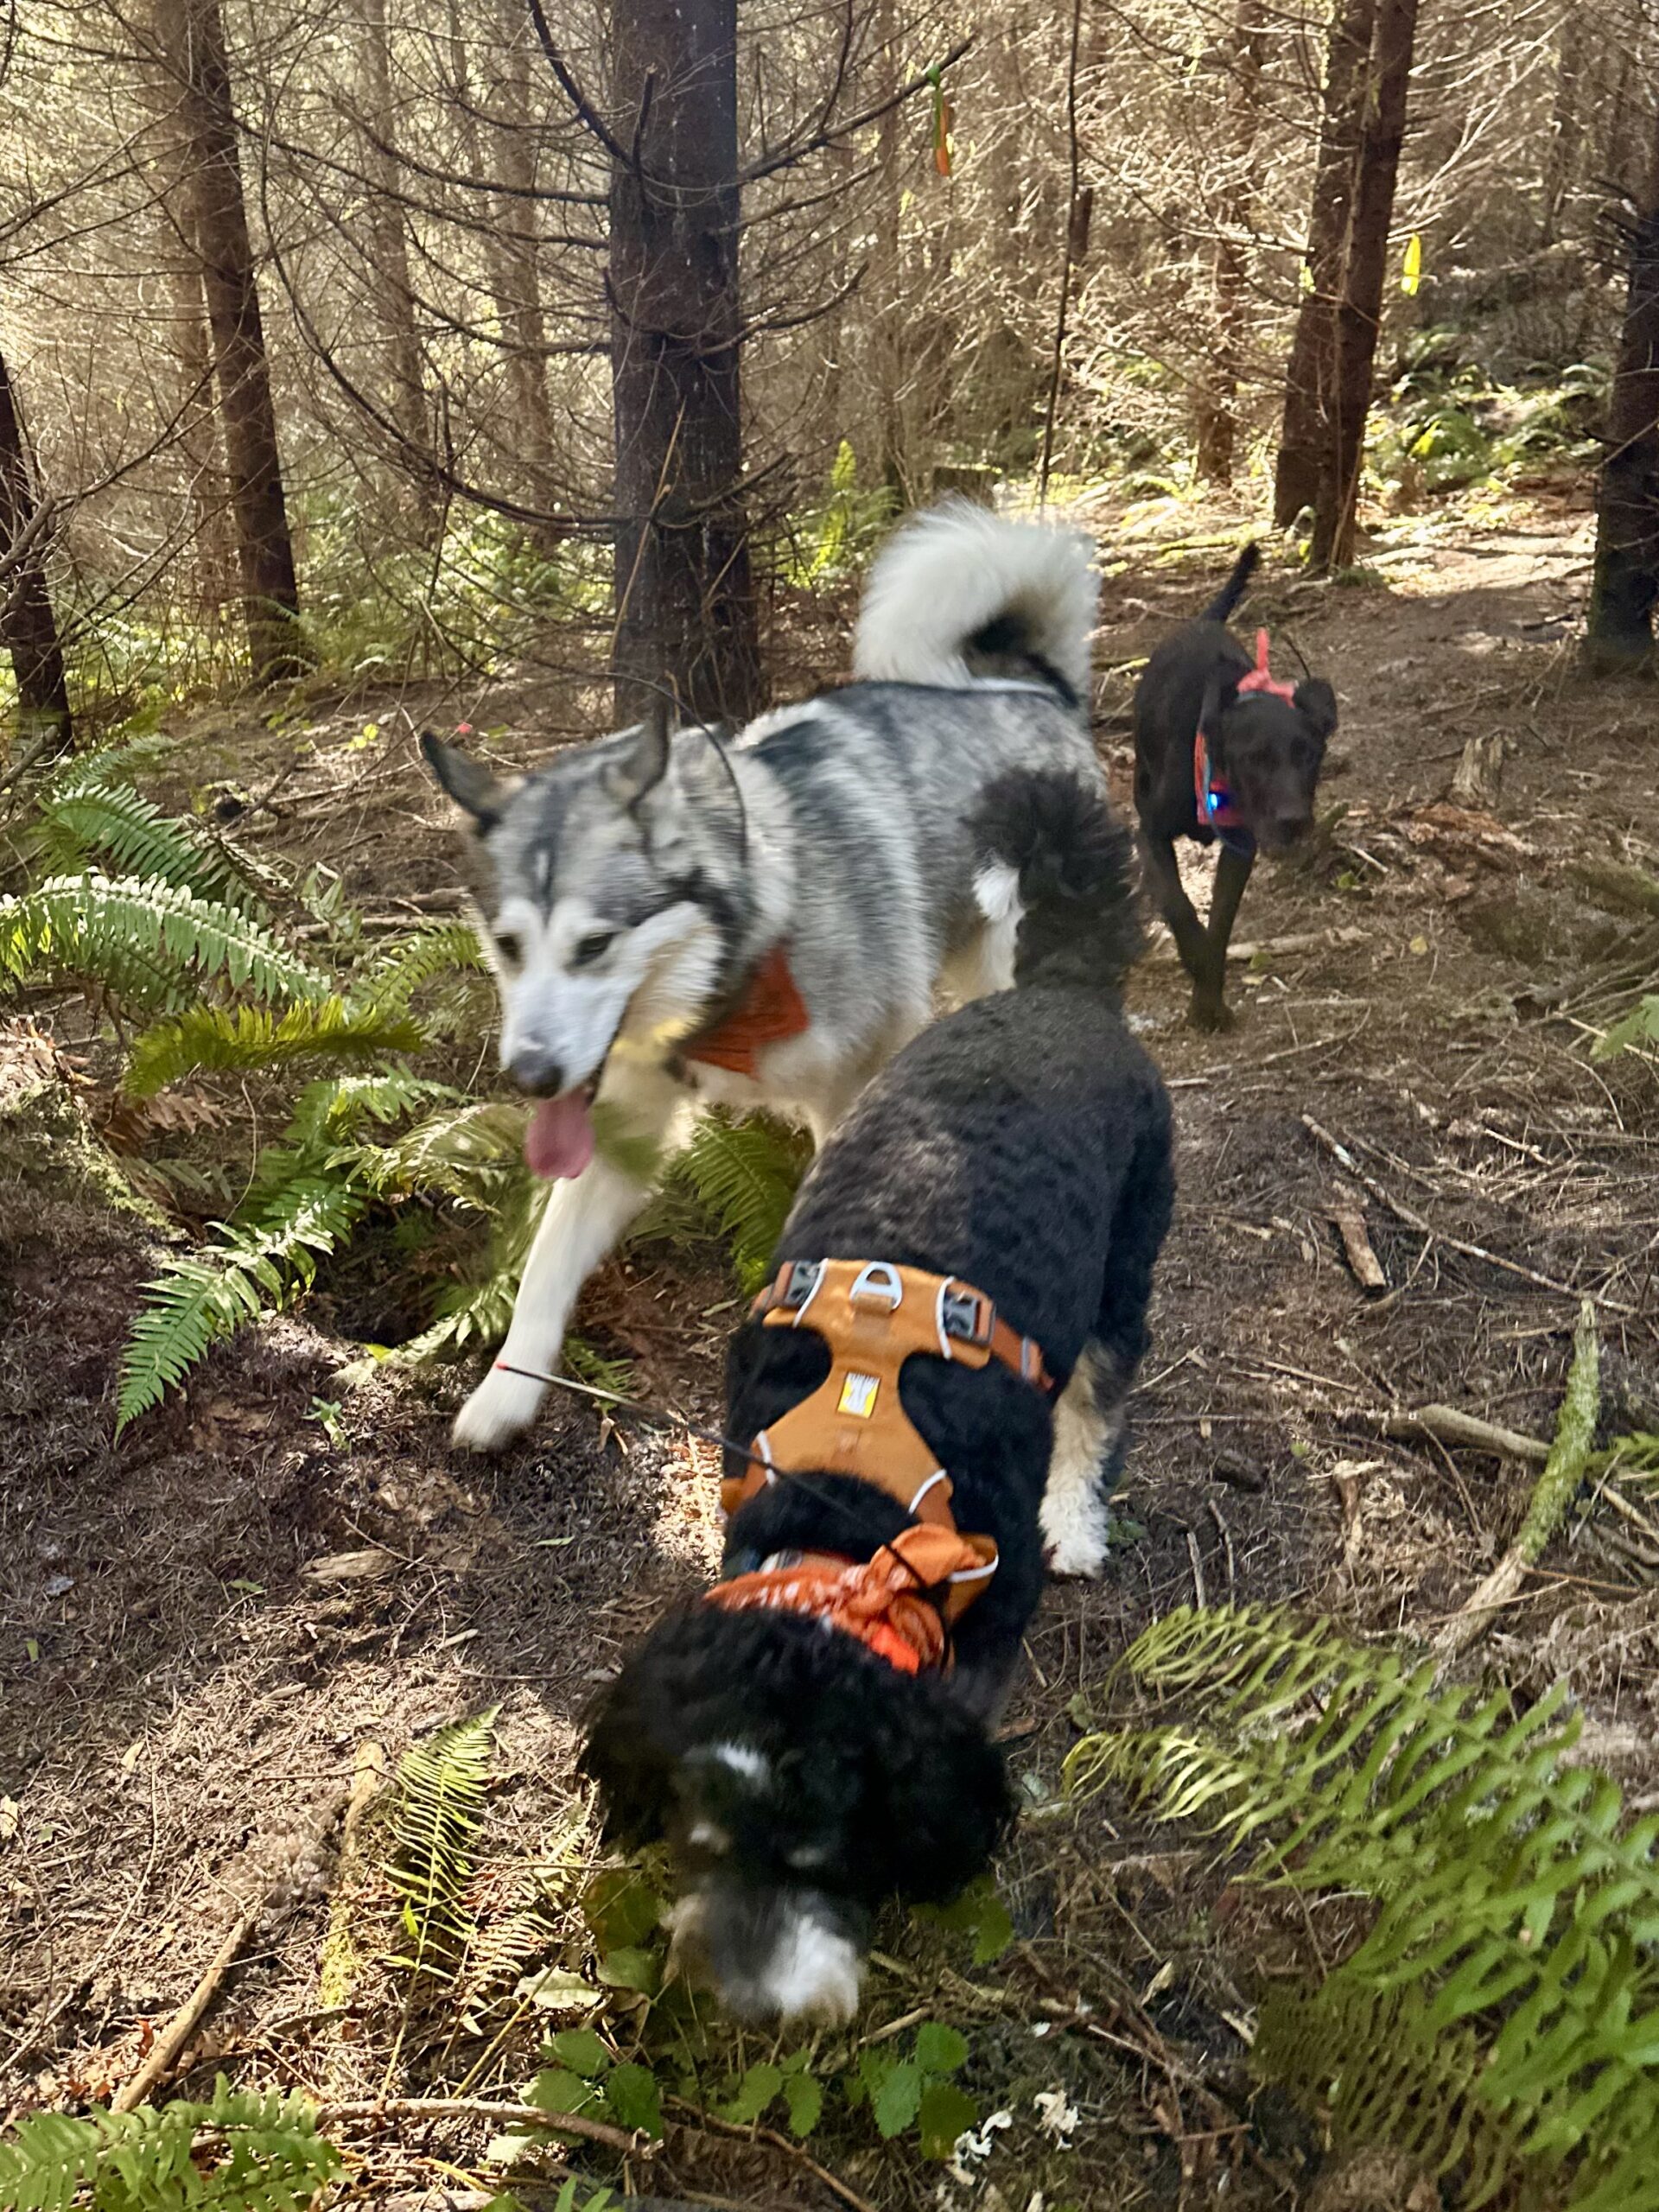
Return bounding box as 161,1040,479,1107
452,1363,547,1452
1039,1484,1109,1579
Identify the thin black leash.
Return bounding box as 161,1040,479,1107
493,1358,769,1471
490,1359,898,1544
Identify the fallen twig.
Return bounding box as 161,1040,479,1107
1376,1404,1549,1465
666,2096,875,2212
112,1904,262,2111
1150,925,1368,968
1436,1301,1599,1661
1303,1117,1637,1315
1328,1180,1387,1296
318,2094,647,2155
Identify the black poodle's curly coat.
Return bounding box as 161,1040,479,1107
581,769,1175,2024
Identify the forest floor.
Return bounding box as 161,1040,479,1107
6,475,1659,2211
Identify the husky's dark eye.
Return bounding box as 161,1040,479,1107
494,931,524,967
572,930,614,969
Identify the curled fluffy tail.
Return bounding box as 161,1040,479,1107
971,770,1142,994
1201,540,1261,625
853,501,1097,703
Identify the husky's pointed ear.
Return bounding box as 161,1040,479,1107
606,697,674,814
421,731,513,830
1294,677,1338,742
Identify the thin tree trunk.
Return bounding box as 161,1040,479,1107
1539,6,1586,246
165,251,237,621
0,348,72,760
607,0,761,725
870,0,907,506
1196,0,1268,484
163,0,308,683
1273,0,1376,527
484,3,560,527
359,0,430,489
1586,94,1659,670
1308,0,1421,572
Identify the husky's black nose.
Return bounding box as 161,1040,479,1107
511,1054,566,1097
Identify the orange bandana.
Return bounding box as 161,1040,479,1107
704,1524,998,1675
685,944,810,1077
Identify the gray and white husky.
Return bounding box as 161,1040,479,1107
423,502,1103,1457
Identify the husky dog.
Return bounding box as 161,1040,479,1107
423,503,1103,1452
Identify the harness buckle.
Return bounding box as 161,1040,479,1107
848,1262,905,1310
939,1284,993,1348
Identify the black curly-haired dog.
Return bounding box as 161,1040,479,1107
1134,543,1338,1029
580,769,1174,2024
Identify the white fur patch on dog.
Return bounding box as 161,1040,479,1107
710,1742,769,1786
852,504,1098,698
972,860,1022,925
1041,1367,1122,1578
755,1900,863,2024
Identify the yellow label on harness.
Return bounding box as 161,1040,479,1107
838,1372,880,1419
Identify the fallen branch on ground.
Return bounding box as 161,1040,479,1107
112,1904,262,2112
1148,925,1368,967
1435,1300,1599,1661
1303,1117,1636,1314
665,2096,874,2212
317,2095,648,2154
1376,1403,1549,1465
1328,1180,1387,1295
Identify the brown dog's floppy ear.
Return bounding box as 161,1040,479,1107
421,731,514,830
605,696,673,813
1294,677,1338,741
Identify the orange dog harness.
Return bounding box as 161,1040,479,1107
709,1259,1055,1671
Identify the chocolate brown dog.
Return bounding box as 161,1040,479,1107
1133,545,1337,1029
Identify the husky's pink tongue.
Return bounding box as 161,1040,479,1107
525,1091,596,1180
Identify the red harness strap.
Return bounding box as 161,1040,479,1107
683,944,810,1077
1195,627,1298,834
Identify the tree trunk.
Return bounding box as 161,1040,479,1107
0,348,72,760
870,0,908,506
1308,0,1421,572
1273,0,1376,528
484,2,561,528
1586,95,1659,670
607,0,760,725
359,0,431,488
165,250,238,622
163,0,308,683
1195,0,1268,484
1539,5,1586,247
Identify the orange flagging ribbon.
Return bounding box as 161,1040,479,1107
704,1523,997,1675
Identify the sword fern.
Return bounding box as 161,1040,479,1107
0,2080,340,2212
1067,1603,1659,2208
388,1711,497,1985
0,873,327,1010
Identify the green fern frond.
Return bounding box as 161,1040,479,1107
117,1174,368,1429
389,1711,497,1983
1067,1605,1659,2207
124,999,427,1099
360,918,486,1011
41,729,182,800
284,1068,463,1152
671,1111,808,1293
1,874,327,1012
0,2078,339,2212
36,785,267,914
377,1099,530,1210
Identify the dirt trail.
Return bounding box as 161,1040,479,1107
4,491,1659,2206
